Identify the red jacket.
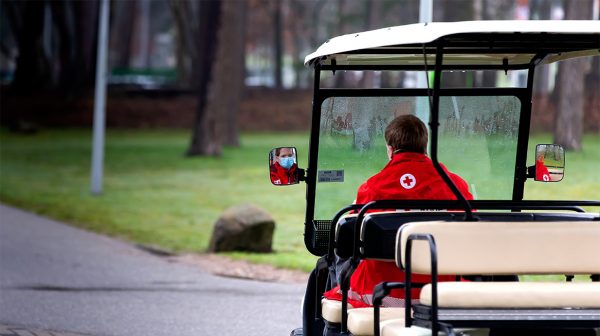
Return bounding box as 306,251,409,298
535,159,550,181
270,162,297,185
325,152,473,307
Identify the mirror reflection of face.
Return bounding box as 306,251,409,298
278,147,294,160
277,147,296,170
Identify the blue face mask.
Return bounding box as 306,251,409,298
279,157,295,169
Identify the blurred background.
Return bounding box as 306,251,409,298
0,0,599,271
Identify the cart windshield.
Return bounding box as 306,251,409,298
315,94,521,220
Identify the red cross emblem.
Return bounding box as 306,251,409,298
400,173,416,189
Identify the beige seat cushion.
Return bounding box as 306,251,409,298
347,308,404,336
382,323,489,336
321,298,354,323
397,221,600,275
379,319,406,336
382,324,438,336
420,282,600,308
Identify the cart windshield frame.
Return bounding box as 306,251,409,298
302,22,600,255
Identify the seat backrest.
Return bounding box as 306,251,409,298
360,212,462,260
396,220,600,275
336,211,445,259
334,214,358,258
359,211,597,261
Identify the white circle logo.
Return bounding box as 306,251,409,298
542,174,550,182
400,173,416,189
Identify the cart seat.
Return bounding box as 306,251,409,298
321,298,404,335
347,307,404,336
321,298,354,324
382,323,489,336
420,282,600,308
394,220,600,334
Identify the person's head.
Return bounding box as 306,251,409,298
536,146,546,162
384,115,428,159
276,147,295,169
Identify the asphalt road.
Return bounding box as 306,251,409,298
0,204,305,336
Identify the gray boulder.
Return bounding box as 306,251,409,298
208,204,275,253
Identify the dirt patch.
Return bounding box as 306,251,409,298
169,253,310,284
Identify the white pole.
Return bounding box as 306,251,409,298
91,0,110,195
419,0,433,24
416,0,433,125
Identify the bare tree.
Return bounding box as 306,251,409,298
357,0,379,88
553,0,593,150
109,0,135,69
171,0,222,156
472,0,514,88
273,0,283,89
437,0,474,88
170,0,198,88
188,0,221,156
205,0,246,147
8,1,48,95
288,0,310,88
529,0,552,93
3,0,98,131
172,0,246,155
585,0,600,114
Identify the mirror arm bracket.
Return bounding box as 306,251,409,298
526,165,535,179
298,168,307,182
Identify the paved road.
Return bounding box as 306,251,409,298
0,204,305,336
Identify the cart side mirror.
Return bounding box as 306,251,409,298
527,144,565,182
269,147,302,186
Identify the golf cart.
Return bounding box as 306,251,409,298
269,20,600,336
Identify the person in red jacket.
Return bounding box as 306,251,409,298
535,151,551,182
270,147,298,185
324,114,473,308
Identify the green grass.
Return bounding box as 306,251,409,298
524,134,600,205
0,129,315,271
1,129,598,275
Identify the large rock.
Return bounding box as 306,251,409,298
208,204,275,253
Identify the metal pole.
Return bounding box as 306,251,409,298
416,0,433,124
91,0,110,195
419,0,433,23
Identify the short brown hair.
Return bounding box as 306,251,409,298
384,115,428,154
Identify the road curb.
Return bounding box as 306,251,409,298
0,324,92,336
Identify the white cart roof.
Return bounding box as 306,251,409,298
304,20,600,68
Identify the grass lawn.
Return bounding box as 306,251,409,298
1,129,598,274
524,134,600,206
0,129,315,271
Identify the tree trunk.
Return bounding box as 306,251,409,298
333,0,347,87
186,0,222,156
169,0,197,88
473,0,513,88
50,0,79,95
530,0,552,93
310,0,326,50
7,1,47,131
357,0,377,88
591,0,600,100
76,0,100,85
553,0,593,150
438,0,473,88
554,59,587,150
11,1,48,94
109,0,135,69
205,0,246,147
288,0,306,88
273,0,283,89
